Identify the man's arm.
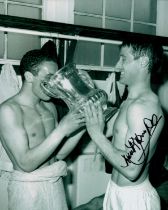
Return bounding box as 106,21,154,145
84,101,164,181
47,102,86,160
0,103,84,172
55,127,85,160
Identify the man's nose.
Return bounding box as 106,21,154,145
115,61,122,72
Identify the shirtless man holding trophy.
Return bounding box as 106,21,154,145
0,47,116,210
82,40,164,210
0,49,87,210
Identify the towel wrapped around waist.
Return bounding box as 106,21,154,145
8,161,68,210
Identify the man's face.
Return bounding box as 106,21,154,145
32,61,58,101
116,46,139,86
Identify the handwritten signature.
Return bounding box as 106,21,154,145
121,114,162,167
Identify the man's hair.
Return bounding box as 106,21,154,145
121,40,163,74
19,49,57,80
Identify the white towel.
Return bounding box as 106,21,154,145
0,63,22,104
8,161,68,210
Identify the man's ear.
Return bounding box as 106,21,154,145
24,71,34,82
140,56,149,68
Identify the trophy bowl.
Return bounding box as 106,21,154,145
41,63,117,121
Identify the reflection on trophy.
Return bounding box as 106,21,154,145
41,63,117,121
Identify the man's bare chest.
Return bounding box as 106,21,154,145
112,102,130,148
21,106,55,147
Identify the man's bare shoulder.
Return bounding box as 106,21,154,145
127,92,164,129
0,96,21,112
129,92,162,114
0,97,23,126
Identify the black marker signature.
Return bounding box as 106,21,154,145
121,114,162,167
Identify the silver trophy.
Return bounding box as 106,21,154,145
41,63,117,120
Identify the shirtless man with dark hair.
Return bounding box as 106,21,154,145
83,41,164,210
0,49,85,210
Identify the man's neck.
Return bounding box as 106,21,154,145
17,83,40,108
127,82,151,99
